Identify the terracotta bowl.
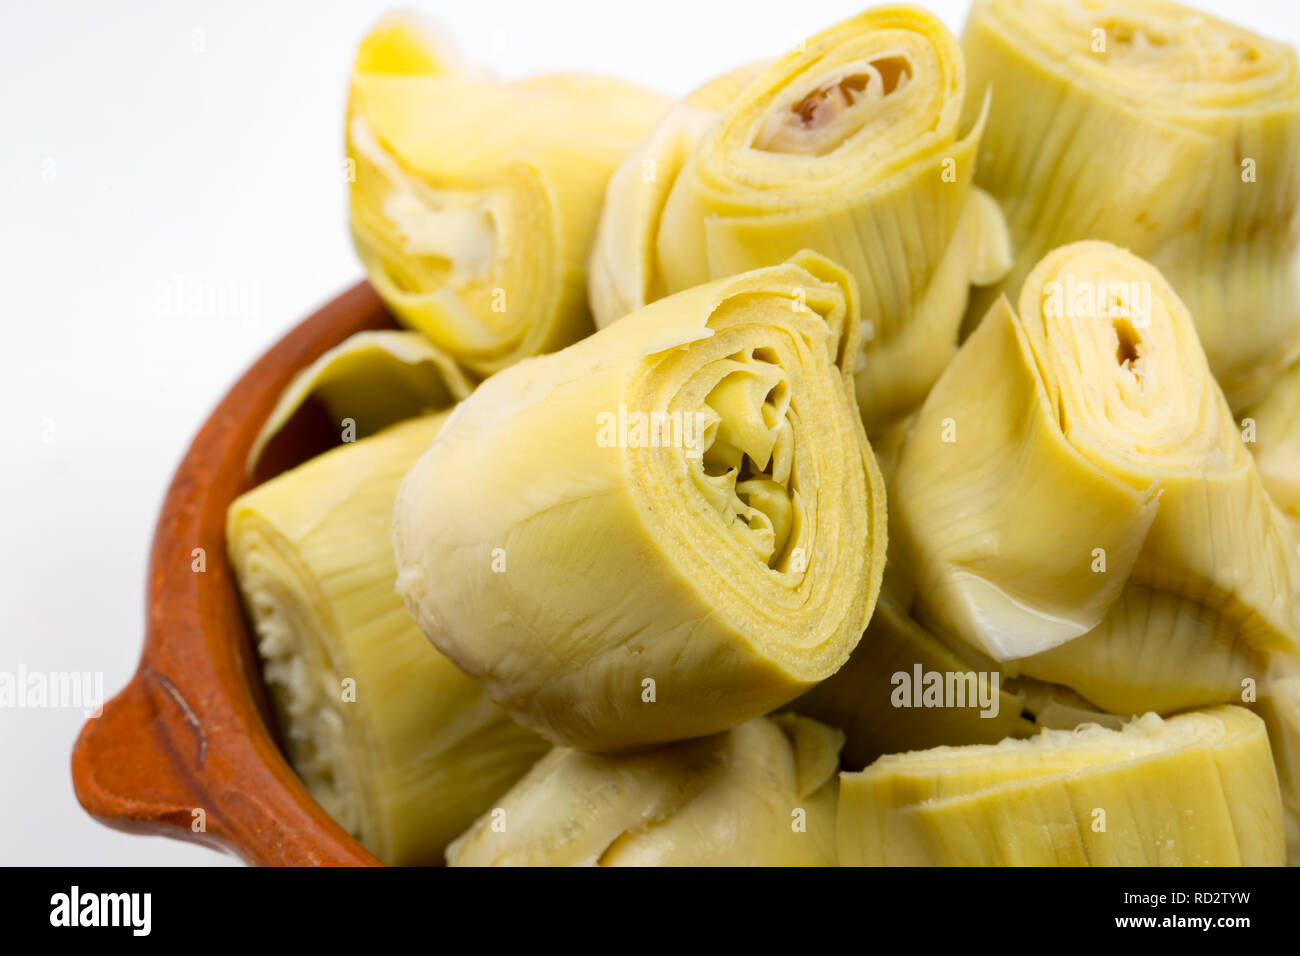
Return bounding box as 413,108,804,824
71,281,395,866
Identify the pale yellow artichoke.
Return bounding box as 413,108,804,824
589,5,1011,432
393,254,886,752
228,414,547,864
961,0,1300,408
839,706,1285,865
347,13,668,377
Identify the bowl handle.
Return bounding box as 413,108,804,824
70,281,390,866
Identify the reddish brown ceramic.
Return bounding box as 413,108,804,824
71,281,397,866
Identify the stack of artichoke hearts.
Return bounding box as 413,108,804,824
223,2,1300,867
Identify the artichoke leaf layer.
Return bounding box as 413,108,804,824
1242,358,1300,538
246,330,472,471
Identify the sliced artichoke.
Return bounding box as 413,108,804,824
589,4,1011,432
960,0,1300,408
347,14,668,377
246,330,471,471
228,414,547,865
1256,673,1300,865
893,241,1300,714
448,715,842,866
393,255,887,752
839,706,1286,866
1242,358,1300,537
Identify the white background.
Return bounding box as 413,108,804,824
0,0,1294,865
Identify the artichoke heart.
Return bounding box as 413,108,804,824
393,254,887,752
893,240,1300,714
347,14,668,378
960,0,1300,409
228,414,547,865
839,706,1286,866
589,4,1012,432
447,715,842,866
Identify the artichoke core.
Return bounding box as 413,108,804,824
753,55,913,156
693,347,796,568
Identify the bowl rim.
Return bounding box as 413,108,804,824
71,280,394,866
